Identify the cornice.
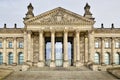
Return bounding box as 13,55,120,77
94,28,120,33
0,28,24,33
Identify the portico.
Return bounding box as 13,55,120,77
25,29,89,67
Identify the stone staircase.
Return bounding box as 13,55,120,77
29,66,91,71
3,66,118,80
4,71,117,80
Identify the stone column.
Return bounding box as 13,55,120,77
13,37,17,65
63,31,69,67
73,35,76,66
85,35,88,64
111,37,115,65
3,37,7,65
76,30,81,67
38,30,44,67
88,31,94,64
101,37,105,65
27,31,32,65
50,31,55,67
24,31,27,63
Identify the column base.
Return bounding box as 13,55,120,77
12,63,17,66
50,61,55,67
76,61,82,67
37,61,44,67
2,63,7,66
63,61,69,67
73,62,76,66
22,64,30,71
101,62,106,66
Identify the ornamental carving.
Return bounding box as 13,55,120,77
24,7,94,25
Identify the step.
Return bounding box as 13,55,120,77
4,71,117,80
29,66,91,71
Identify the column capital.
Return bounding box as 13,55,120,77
88,30,94,35
85,35,88,38
101,37,105,40
13,37,16,40
111,37,116,40
27,30,32,34
51,30,55,33
75,30,80,33
39,30,43,33
2,37,6,40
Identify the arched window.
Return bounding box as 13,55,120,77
8,52,13,65
94,52,100,64
104,52,110,65
18,52,24,64
0,52,3,65
115,53,120,65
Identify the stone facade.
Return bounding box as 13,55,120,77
0,3,120,71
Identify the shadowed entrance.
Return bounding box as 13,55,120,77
45,37,73,67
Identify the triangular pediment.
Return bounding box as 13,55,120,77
24,7,95,25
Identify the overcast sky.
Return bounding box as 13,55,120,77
0,0,120,28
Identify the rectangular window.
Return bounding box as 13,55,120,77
95,42,99,48
115,42,120,48
0,42,2,48
105,42,110,48
19,42,23,48
8,42,12,48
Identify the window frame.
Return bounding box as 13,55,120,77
94,52,100,64
104,52,110,65
8,52,13,65
0,42,2,48
19,42,23,48
8,42,12,48
18,52,24,65
0,52,3,65
114,53,120,65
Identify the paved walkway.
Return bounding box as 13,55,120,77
4,71,118,80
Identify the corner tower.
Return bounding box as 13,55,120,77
24,3,34,20
84,3,94,20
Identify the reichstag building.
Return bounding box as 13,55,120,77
0,3,120,71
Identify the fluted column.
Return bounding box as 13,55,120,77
38,30,44,67
24,31,27,63
112,37,115,65
85,35,88,64
101,37,105,65
73,35,76,66
3,37,7,65
76,30,81,67
27,31,32,63
13,37,17,65
63,31,69,67
88,31,94,64
50,31,55,67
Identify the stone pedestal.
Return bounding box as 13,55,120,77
50,61,55,67
22,65,30,71
76,61,82,67
37,61,44,67
63,61,69,67
12,63,17,66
